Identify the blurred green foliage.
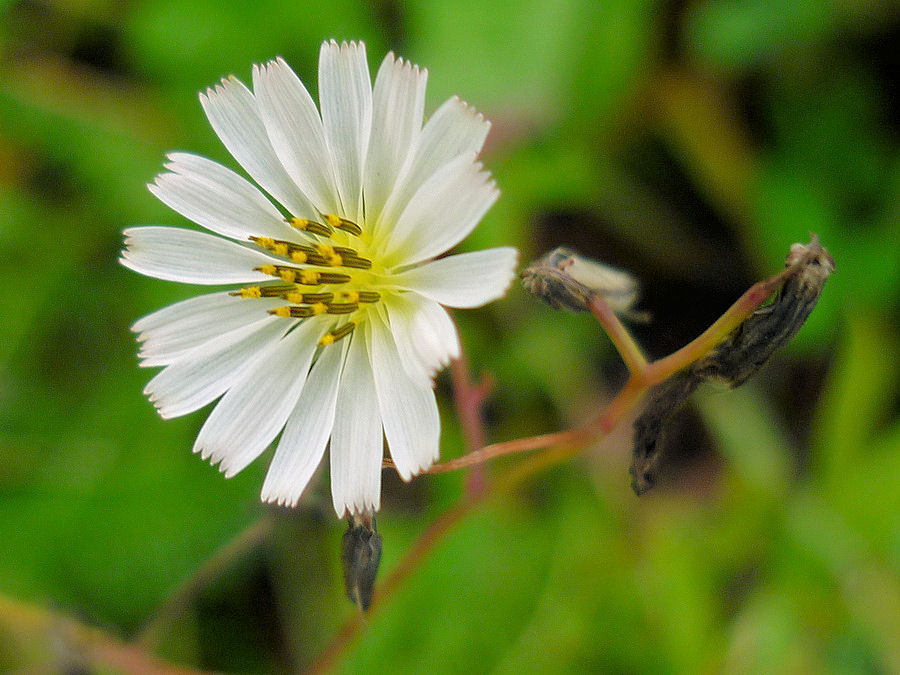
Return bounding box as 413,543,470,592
0,0,897,672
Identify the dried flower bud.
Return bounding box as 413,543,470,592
340,512,382,612
522,247,646,320
631,237,834,494
694,237,835,388
630,372,701,495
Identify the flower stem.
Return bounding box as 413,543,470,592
305,445,588,675
418,253,797,477
588,294,648,374
645,264,794,385
449,352,493,497
321,240,819,673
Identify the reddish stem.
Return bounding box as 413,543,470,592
449,352,493,496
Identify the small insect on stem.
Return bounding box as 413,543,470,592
521,247,648,321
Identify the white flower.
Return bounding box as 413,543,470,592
121,40,517,517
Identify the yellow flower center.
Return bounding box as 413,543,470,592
233,214,389,346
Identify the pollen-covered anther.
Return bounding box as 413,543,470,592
269,306,293,318
250,237,331,266
323,214,363,236
253,284,299,297
319,322,356,346
285,291,334,304
315,243,343,266
270,304,327,319
249,234,290,258
286,217,334,237
229,286,262,298
298,269,352,285
250,236,276,249
255,265,351,286
329,245,373,270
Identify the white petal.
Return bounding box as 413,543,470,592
193,317,324,477
364,52,427,235
369,310,439,480
378,96,490,232
384,293,458,381
330,330,383,516
411,297,461,369
318,40,371,223
261,337,348,507
135,292,284,367
253,58,340,214
380,154,499,267
120,227,282,284
132,290,234,333
144,316,289,419
200,76,320,219
151,153,300,241
393,247,518,308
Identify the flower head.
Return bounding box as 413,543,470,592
122,41,516,516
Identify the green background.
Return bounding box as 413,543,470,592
1,0,897,672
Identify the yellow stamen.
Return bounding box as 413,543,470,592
258,284,296,296
271,306,292,318
338,255,372,270
323,214,363,236
256,265,350,285
291,250,308,263
229,286,262,298
342,290,360,303
325,302,359,315
311,302,328,315
318,322,356,346
286,217,334,237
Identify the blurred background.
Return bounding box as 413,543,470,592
1,0,898,672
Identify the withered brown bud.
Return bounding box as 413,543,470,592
340,512,382,612
522,247,645,320
694,238,835,388
631,237,834,494
630,372,701,495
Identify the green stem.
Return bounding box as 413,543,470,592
588,294,648,374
